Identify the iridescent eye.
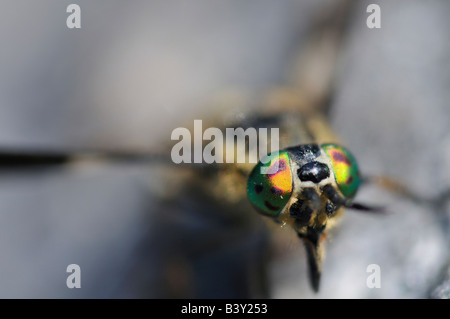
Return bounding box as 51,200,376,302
321,143,360,199
247,151,293,217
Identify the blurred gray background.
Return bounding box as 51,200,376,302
0,0,449,298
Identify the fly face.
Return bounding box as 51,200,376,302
247,143,361,227
247,143,367,292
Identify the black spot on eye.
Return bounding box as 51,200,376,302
267,160,287,177
264,201,280,211
332,151,351,165
346,175,354,185
297,161,330,183
270,187,283,195
255,184,263,194
277,160,286,171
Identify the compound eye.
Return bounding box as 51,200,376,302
321,143,360,199
247,151,293,217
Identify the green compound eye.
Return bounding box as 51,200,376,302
321,143,360,199
247,151,293,217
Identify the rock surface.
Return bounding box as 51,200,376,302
0,0,448,298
